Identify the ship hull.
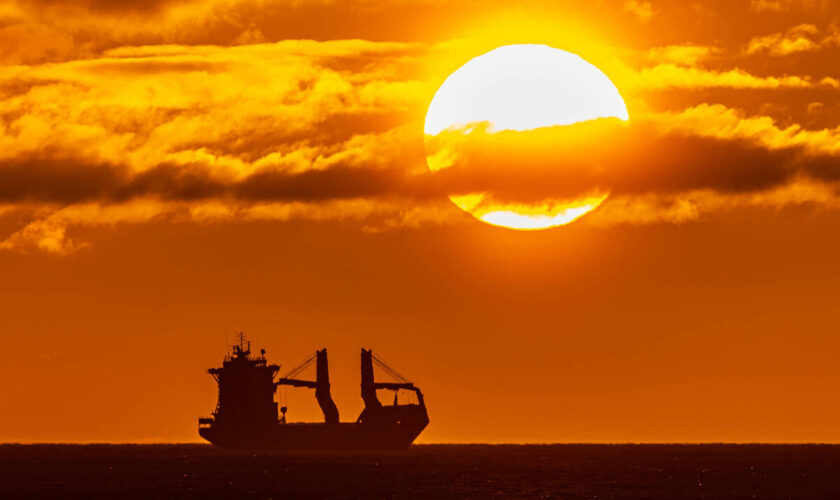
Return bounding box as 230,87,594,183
199,420,427,451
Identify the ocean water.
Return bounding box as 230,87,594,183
1,444,838,499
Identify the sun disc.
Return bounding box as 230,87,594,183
424,44,628,230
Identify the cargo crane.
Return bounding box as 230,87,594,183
276,349,339,424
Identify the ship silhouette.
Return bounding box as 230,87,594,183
198,334,429,450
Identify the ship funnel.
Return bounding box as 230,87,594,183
361,348,382,409
316,349,340,424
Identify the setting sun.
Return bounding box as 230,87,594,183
425,44,627,230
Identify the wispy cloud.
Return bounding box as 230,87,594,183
750,0,833,12
645,45,719,66
623,0,656,22
624,63,838,90
746,24,840,56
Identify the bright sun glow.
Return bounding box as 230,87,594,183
424,44,628,230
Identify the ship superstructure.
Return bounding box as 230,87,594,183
198,334,428,450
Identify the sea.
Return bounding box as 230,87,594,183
1,444,838,499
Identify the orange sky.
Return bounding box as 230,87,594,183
2,0,840,443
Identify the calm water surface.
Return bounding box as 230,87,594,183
0,444,837,499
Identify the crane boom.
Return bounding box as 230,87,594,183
274,349,339,424
276,378,317,388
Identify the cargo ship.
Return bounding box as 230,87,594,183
198,334,429,450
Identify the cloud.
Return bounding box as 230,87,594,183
0,214,88,254
17,0,189,13
0,22,80,65
11,99,839,210
615,40,839,93
0,196,462,254
0,37,439,251
585,178,840,226
623,0,655,22
745,24,840,55
425,116,836,201
3,21,840,251
750,0,833,12
0,0,468,64
6,53,840,252
2,120,840,253
0,40,428,173
645,45,719,66
422,104,840,228
0,0,391,63
649,103,840,155
624,63,838,90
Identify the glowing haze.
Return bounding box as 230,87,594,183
425,44,627,230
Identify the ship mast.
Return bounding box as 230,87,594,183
232,331,252,358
